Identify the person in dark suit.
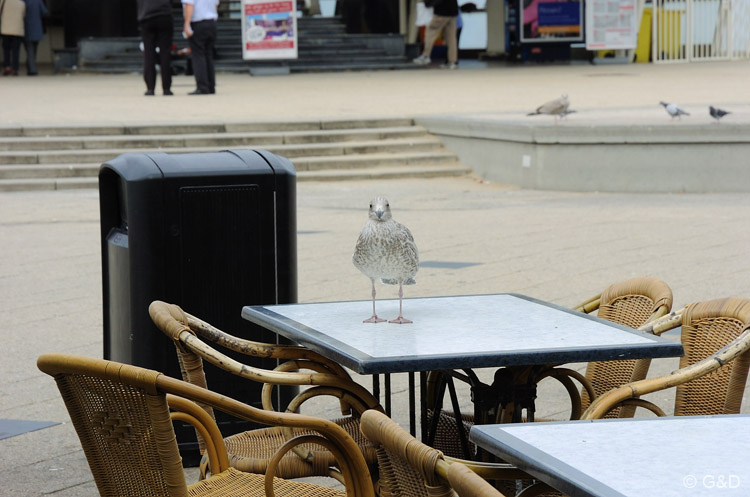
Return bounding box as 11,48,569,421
181,0,218,95
137,0,173,96
22,0,47,75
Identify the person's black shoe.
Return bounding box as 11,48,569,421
188,89,207,95
144,89,155,96
163,89,174,96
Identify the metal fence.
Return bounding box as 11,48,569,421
652,0,750,62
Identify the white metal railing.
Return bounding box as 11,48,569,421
652,0,750,62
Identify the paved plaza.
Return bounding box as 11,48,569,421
2,60,750,495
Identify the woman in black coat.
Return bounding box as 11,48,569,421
23,0,47,75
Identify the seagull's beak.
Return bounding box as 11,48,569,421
376,209,384,219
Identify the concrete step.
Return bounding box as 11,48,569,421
0,126,430,151
293,150,462,171
0,163,470,191
0,118,414,137
0,118,473,191
0,148,462,179
0,177,99,191
297,163,471,181
0,137,444,165
0,163,99,179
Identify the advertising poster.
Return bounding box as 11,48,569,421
521,0,584,42
242,0,298,60
585,0,638,50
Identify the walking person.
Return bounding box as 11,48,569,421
0,0,25,76
181,0,218,95
413,0,459,69
137,0,173,95
22,0,47,76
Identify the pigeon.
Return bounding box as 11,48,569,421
527,94,570,121
353,196,419,324
558,109,577,119
660,101,689,119
709,105,730,123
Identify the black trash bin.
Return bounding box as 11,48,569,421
99,149,297,464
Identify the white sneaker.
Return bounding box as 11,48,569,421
441,62,458,70
413,55,431,65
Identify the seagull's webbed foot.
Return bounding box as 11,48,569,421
364,315,387,323
364,279,386,323
389,283,412,324
389,316,413,324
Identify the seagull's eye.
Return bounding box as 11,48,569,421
369,203,372,208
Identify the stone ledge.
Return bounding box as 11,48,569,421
417,111,750,193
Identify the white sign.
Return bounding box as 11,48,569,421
241,0,298,60
585,0,639,50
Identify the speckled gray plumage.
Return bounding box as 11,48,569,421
353,196,418,284
353,196,418,323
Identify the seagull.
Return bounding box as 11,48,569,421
660,101,689,120
353,196,419,324
527,94,570,121
709,105,730,123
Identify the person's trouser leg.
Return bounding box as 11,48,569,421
189,21,212,93
141,21,158,91
24,41,38,74
155,16,173,92
2,36,11,71
422,15,449,59
444,16,458,63
203,21,217,93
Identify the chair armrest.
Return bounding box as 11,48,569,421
573,293,601,314
158,373,375,497
636,307,683,335
167,394,230,475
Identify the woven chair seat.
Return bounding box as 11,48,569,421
224,416,378,477
188,467,346,497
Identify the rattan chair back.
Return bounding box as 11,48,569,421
580,276,673,416
40,355,189,497
360,410,524,497
38,353,375,497
675,297,750,415
149,300,381,480
582,297,750,419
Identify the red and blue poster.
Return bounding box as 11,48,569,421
242,0,298,59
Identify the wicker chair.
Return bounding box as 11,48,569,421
37,353,374,497
149,300,383,481
582,297,750,419
359,409,530,497
426,276,673,458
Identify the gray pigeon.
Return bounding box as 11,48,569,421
527,94,570,120
660,101,689,119
709,105,730,123
353,196,419,324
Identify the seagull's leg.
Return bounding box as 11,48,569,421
389,282,413,324
363,279,386,323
